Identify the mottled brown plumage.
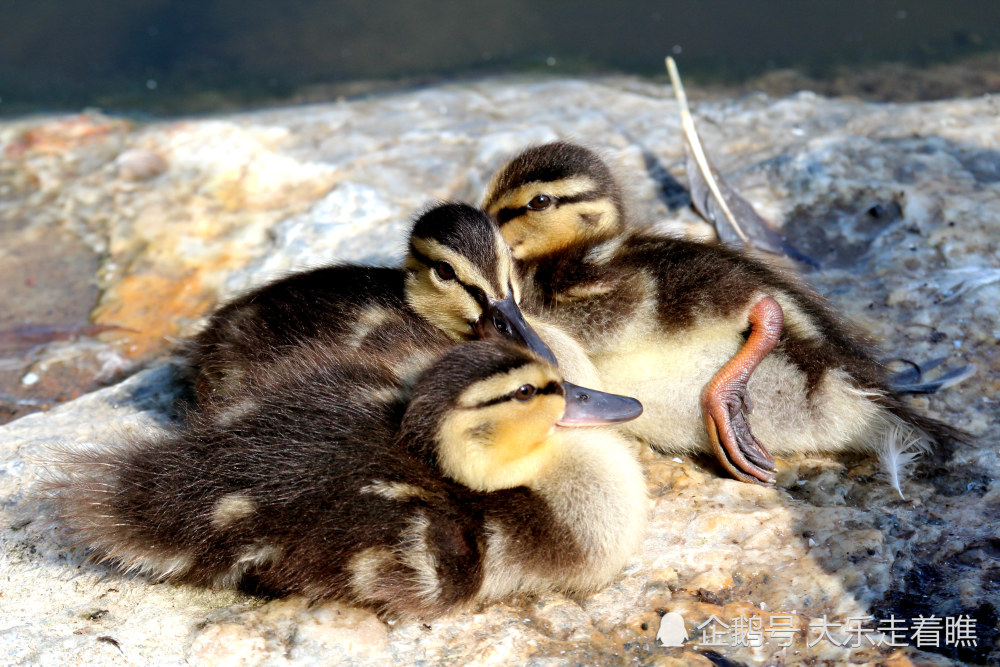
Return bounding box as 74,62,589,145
186,202,554,408
43,342,646,618
484,141,964,485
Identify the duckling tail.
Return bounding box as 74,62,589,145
883,395,973,450
37,439,207,582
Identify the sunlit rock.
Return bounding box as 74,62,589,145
1,76,996,665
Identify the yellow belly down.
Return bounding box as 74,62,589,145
591,322,890,457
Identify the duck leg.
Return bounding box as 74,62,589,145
701,296,783,484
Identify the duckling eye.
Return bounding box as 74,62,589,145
514,384,536,401
527,194,552,211
493,314,510,336
434,262,456,281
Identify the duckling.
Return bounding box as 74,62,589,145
482,141,963,485
44,341,646,619
187,202,556,408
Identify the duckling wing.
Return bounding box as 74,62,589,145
242,446,484,616
47,375,485,617
187,265,422,406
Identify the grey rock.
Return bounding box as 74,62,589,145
1,77,997,665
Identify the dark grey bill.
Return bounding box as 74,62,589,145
557,382,643,426
475,292,558,366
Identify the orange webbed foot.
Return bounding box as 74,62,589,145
701,296,783,485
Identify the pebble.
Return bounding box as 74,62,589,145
115,148,168,181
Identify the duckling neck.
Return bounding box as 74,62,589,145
513,239,600,307
531,428,646,553
480,428,647,597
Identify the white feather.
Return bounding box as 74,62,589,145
877,424,929,499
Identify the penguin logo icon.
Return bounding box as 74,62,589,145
656,611,689,647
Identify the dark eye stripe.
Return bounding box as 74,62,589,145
495,206,527,226
410,244,488,308
535,381,562,397
550,191,601,205
495,191,601,226
408,244,435,269
470,381,562,409
466,284,488,308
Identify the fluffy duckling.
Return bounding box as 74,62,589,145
44,341,646,619
483,141,963,485
188,202,555,407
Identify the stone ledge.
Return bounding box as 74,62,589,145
1,77,996,665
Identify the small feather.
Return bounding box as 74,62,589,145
886,356,977,395
937,266,1000,303
891,364,977,395
665,57,817,267
877,424,929,499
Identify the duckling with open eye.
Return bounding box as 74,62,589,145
44,341,646,619
483,141,964,485
188,202,556,408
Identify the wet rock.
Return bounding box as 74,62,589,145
1,77,997,665
0,223,109,423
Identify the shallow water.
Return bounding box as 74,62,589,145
2,1,1000,115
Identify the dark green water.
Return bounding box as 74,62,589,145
2,0,1000,116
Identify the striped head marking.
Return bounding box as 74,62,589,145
403,342,641,492
482,142,625,261
405,203,555,364
423,343,567,492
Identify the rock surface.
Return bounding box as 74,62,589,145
1,76,997,665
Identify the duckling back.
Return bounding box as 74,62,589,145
46,341,647,618
45,350,486,617
186,202,553,409
483,141,966,483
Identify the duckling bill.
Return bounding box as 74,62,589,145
43,342,646,618
186,202,556,408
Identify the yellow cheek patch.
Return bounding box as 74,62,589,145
572,199,620,237
497,198,620,261
503,209,583,260
405,270,477,340
488,395,564,463
436,404,559,492
436,365,565,491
